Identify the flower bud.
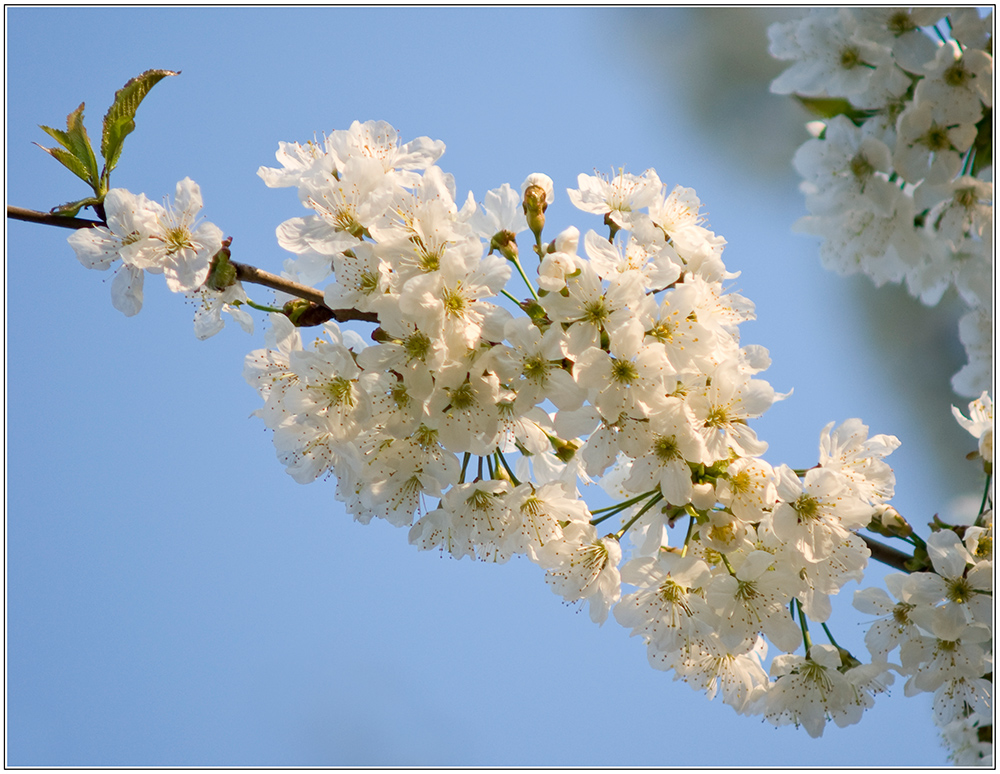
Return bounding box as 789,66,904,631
521,173,554,245
489,229,519,262
282,298,335,327
549,436,578,463
206,238,237,291
877,504,912,538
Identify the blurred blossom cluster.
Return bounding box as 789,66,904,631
769,8,993,397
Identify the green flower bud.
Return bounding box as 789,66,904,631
523,184,548,243
489,229,519,262
206,237,237,291
282,299,335,327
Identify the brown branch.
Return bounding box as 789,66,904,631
8,203,378,325
860,533,914,573
230,261,378,324
7,205,103,230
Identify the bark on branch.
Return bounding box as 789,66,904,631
860,533,914,573
7,205,103,230
7,204,377,324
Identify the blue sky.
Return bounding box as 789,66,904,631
6,7,981,767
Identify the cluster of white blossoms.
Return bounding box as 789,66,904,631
854,392,993,766
236,118,931,737
768,8,993,397
67,178,253,340
59,114,992,754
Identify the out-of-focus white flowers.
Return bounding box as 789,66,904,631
770,8,994,399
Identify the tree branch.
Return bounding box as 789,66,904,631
230,261,377,323
7,204,377,325
860,533,914,573
7,205,103,230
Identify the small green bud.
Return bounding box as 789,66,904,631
489,229,519,262
550,436,578,463
282,299,335,327
523,184,548,243
519,298,548,325
836,647,861,671
206,238,237,290
877,504,912,538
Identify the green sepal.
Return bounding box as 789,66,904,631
38,102,101,188
49,195,103,218
100,69,179,185
794,95,872,126
971,108,992,178
282,299,336,328
206,238,237,291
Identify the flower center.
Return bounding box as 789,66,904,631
793,494,820,521
164,225,193,255
850,153,875,182
582,299,609,326
523,354,550,381
704,405,730,428
404,330,432,362
921,125,952,152
324,377,355,406
448,382,476,411
653,435,681,462
946,576,974,605
887,11,915,35
442,286,467,317
839,46,861,70
943,62,971,89
610,357,638,384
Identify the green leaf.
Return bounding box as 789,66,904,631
33,142,91,183
37,103,100,189
49,195,103,218
64,102,101,186
101,69,179,184
971,107,992,178
793,95,872,126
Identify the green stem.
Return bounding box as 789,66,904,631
591,489,661,516
511,256,539,301
979,470,993,517
244,298,284,314
500,289,523,306
495,450,521,486
681,512,697,556
460,452,471,484
795,599,813,654
821,622,841,649
720,553,737,577
961,147,976,176
615,492,664,539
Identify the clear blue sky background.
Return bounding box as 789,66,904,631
6,7,982,768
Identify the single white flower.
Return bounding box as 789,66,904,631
952,391,993,464
122,177,224,294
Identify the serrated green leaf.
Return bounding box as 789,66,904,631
49,196,103,218
101,69,179,183
37,103,101,193
64,103,101,187
34,142,92,184
39,123,74,152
